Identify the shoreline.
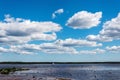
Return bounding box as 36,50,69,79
0,62,120,64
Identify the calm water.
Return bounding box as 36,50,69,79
0,64,120,80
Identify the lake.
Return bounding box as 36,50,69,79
0,64,120,80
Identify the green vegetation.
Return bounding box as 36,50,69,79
0,67,29,74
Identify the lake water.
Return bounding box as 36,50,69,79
0,64,120,80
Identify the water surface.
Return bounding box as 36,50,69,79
0,64,120,80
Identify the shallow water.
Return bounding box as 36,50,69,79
0,64,120,80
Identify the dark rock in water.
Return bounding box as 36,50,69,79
108,72,112,74
56,78,71,80
33,76,35,78
94,75,97,78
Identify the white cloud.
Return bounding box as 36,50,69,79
40,43,78,54
8,43,103,55
86,34,112,42
79,48,105,54
0,44,41,55
66,11,102,29
55,38,102,47
31,32,57,41
52,9,64,19
0,47,8,53
39,39,104,54
87,13,120,42
0,14,104,55
10,44,41,54
0,14,62,44
0,43,78,54
106,46,120,53
0,38,103,55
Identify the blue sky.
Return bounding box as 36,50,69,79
0,0,120,62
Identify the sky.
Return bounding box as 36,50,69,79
0,0,120,62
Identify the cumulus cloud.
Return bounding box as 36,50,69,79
0,14,62,44
106,46,120,53
86,34,112,42
0,44,107,54
0,14,104,55
40,43,78,54
87,13,120,42
0,47,8,53
79,48,105,54
52,9,64,19
55,38,102,47
37,38,103,54
38,39,103,54
0,43,78,54
0,38,103,55
0,44,42,55
66,11,102,29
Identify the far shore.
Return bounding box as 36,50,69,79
0,62,120,64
